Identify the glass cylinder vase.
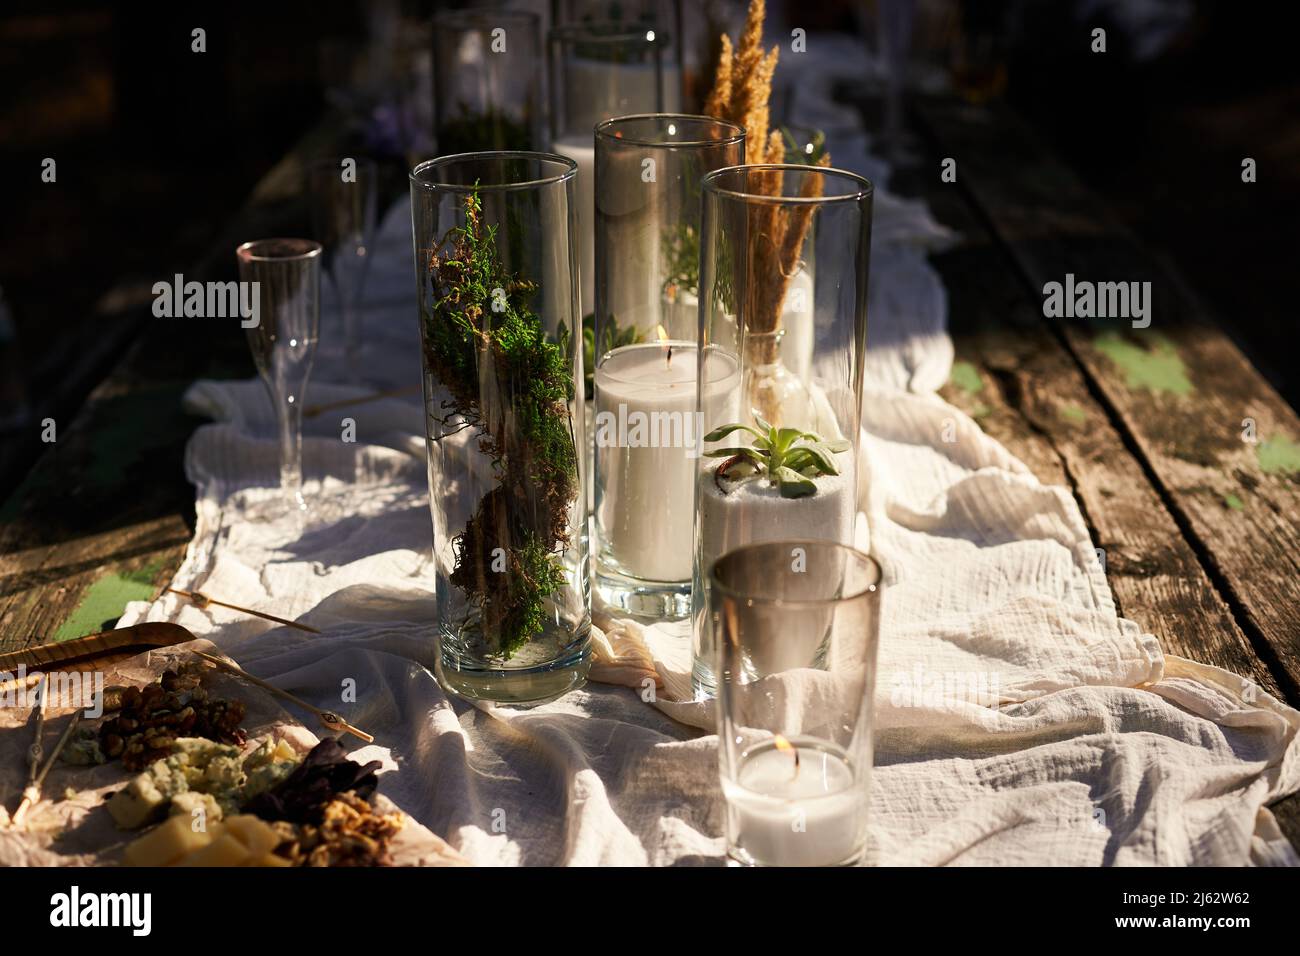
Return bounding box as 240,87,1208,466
591,114,744,620
553,0,683,112
410,152,590,705
712,540,881,867
549,22,667,322
692,164,874,696
433,10,544,155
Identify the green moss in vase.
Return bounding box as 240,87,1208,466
422,190,578,657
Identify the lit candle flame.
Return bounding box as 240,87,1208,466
656,324,672,366
774,734,800,777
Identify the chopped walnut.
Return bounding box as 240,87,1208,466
99,669,247,770
271,792,405,867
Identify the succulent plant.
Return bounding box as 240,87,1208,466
703,416,851,498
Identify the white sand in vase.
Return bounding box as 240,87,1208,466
696,465,856,582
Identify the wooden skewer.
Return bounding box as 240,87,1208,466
166,588,321,634
189,649,373,744
302,385,421,419
12,711,83,828
25,674,50,780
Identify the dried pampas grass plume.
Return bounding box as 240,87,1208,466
702,0,834,391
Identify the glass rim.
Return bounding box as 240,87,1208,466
549,21,668,44
702,164,874,205
595,113,745,149
709,540,881,608
410,152,577,193
434,8,539,30
595,340,738,385
235,238,323,262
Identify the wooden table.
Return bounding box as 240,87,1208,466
2,93,1298,848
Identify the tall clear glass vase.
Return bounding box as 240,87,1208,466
411,152,590,705
591,114,744,621
433,10,544,154
549,22,666,324
553,0,683,112
692,165,874,697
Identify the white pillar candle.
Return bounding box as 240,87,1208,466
594,342,739,583
562,58,678,138
724,738,865,867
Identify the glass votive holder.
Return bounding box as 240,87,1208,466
433,9,544,154
591,115,745,620
549,22,667,323
692,164,873,695
553,0,683,112
712,540,882,867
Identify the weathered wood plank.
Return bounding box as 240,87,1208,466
914,96,1300,705
899,176,1286,700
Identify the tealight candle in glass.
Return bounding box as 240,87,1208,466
692,165,873,696
711,540,882,867
591,115,745,619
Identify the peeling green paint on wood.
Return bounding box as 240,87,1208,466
1257,436,1300,477
1092,332,1193,396
51,559,165,642
949,360,983,395
1058,403,1087,424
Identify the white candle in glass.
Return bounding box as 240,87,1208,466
724,738,865,867
562,57,676,136
552,134,595,319
594,342,739,582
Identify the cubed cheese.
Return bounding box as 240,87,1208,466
169,791,224,826
123,815,213,866
108,758,190,829
224,814,282,856
176,833,250,867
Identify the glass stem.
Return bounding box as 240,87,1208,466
272,376,304,510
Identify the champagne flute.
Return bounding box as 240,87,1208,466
307,156,378,380
236,238,322,519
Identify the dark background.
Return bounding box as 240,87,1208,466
1,0,1296,499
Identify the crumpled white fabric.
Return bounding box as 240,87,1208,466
119,46,1298,864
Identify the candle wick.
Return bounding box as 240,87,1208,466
666,345,673,367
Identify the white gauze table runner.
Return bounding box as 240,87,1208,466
120,40,1300,866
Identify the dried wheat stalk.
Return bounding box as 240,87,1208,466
702,0,832,379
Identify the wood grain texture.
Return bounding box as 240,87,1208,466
903,95,1300,846
902,174,1286,700
0,622,193,672
914,96,1300,705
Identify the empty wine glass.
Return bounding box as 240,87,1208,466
307,156,378,380
236,238,322,520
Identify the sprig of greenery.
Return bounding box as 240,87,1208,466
703,416,850,498
660,222,701,298
559,312,643,400
779,126,827,165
